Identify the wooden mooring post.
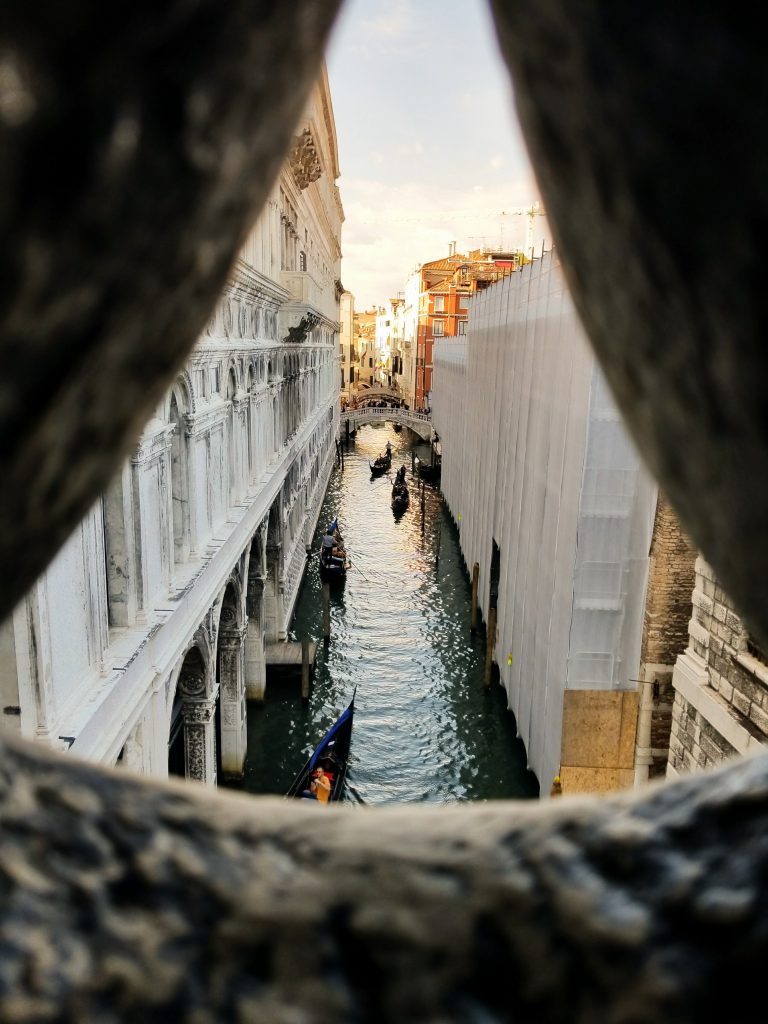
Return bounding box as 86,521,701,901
301,637,310,700
470,562,479,633
322,583,331,643
484,606,497,688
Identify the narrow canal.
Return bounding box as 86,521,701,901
233,422,539,804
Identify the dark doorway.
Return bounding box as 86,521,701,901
168,692,185,777
490,539,501,611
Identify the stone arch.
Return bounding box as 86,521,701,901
215,578,247,778
168,637,216,784
245,529,267,701
263,498,283,642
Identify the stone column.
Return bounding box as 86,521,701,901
184,415,199,558
217,616,247,777
182,693,218,786
245,574,266,700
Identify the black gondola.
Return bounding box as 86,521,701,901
319,546,347,581
319,519,347,582
369,451,392,476
286,691,356,803
393,422,402,433
392,485,409,514
414,455,441,483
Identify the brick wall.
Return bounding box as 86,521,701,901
639,494,697,778
668,557,768,775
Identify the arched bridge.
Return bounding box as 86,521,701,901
342,405,432,441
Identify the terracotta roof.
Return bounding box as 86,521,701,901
421,255,469,271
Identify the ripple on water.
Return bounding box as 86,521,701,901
230,423,539,805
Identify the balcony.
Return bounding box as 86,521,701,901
279,270,339,341
280,270,324,311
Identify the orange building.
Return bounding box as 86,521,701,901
412,247,524,408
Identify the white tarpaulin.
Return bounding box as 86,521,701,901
432,251,657,788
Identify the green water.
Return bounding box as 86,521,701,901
232,422,539,804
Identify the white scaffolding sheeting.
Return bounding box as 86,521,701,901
432,251,657,788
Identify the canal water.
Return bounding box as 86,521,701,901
232,422,539,805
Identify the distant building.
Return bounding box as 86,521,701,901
353,308,378,390
374,297,405,390
405,243,525,409
340,291,354,400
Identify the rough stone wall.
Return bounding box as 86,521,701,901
669,557,768,774
648,677,676,779
642,493,697,667
640,493,697,777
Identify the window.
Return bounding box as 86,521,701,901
458,320,467,335
434,295,445,312
433,321,444,337
459,294,470,309
299,250,307,271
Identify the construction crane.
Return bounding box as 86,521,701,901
498,203,546,255
468,202,547,256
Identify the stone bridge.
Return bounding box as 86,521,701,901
343,405,433,441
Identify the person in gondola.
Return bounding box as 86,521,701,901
396,465,406,485
385,441,392,459
311,766,331,804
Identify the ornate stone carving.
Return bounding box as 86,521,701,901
288,128,323,190
182,696,216,726
178,670,206,697
220,605,237,628
283,313,320,344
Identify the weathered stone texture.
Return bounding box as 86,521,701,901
0,734,766,1022
2,0,768,1017
671,557,768,770
641,494,697,667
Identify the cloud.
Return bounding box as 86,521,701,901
361,0,413,39
489,154,504,169
339,175,544,307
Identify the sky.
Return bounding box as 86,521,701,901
326,0,546,309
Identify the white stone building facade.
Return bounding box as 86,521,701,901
0,68,344,787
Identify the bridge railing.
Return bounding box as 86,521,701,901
343,406,431,427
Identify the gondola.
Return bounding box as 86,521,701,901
286,690,356,803
393,422,402,433
319,519,347,582
369,451,392,476
319,546,347,582
414,455,441,483
392,484,410,514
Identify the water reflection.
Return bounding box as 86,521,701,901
230,422,539,804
